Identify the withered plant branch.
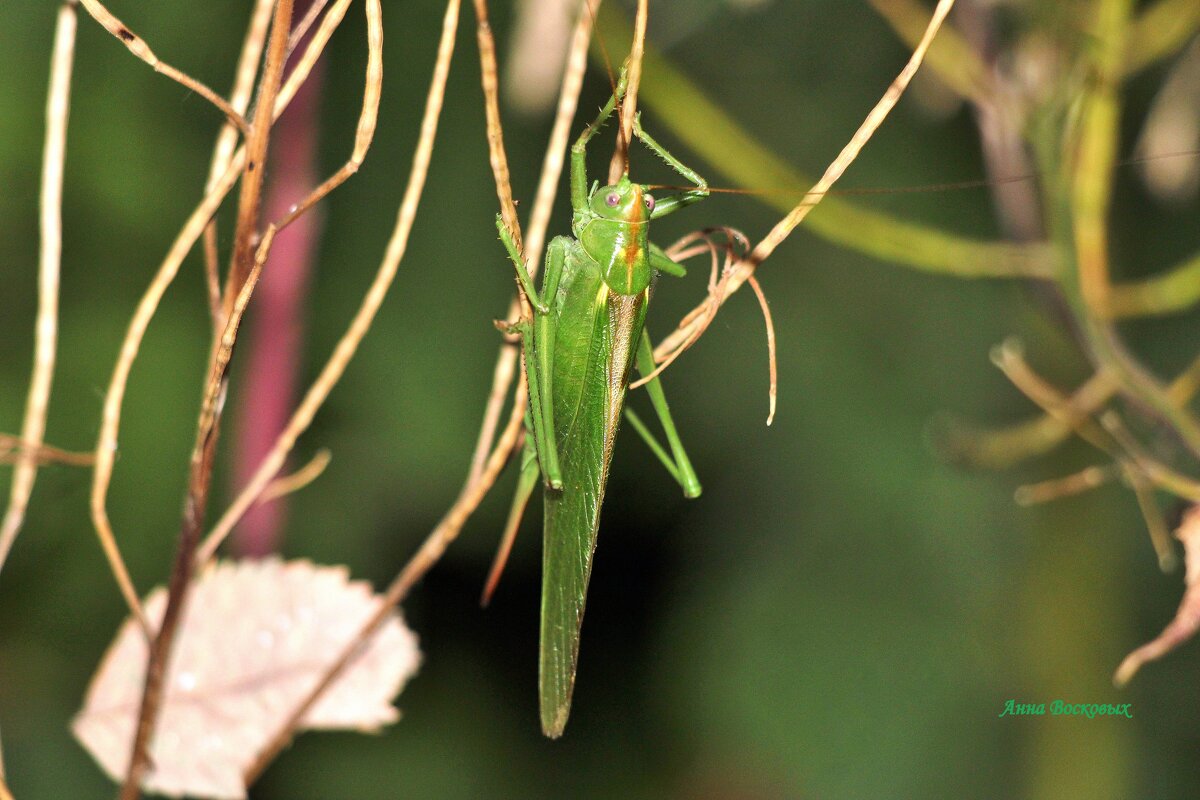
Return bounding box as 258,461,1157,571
259,449,331,503
287,0,331,56
91,152,243,636
992,342,1192,559
636,228,750,384
77,0,248,135
524,0,601,276
867,0,993,105
656,0,957,356
0,436,94,467
0,2,76,573
0,744,10,800
1012,459,1175,569
993,341,1200,503
0,711,7,798
236,1,462,782
944,349,1200,470
199,0,458,565
89,0,360,635
275,0,382,230
118,2,294,794
202,0,275,327
607,0,646,182
467,347,520,485
275,0,354,113
473,0,522,248
224,0,295,317
746,275,777,425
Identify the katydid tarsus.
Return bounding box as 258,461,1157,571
489,70,708,738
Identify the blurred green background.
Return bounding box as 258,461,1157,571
2,0,1199,797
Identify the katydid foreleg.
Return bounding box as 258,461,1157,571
496,220,567,489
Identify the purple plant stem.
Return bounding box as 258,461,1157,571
231,8,324,558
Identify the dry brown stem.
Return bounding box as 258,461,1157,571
77,0,249,135
0,1,76,573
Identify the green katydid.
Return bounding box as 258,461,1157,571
488,71,709,738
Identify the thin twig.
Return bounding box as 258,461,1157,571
258,449,332,503
634,227,748,383
1127,467,1178,571
1099,412,1200,502
274,0,382,230
473,0,522,245
0,436,94,467
0,1,75,574
0,717,8,799
77,0,248,135
90,0,355,600
990,340,1122,457
199,0,460,566
287,0,331,56
224,0,294,316
607,0,646,182
90,148,244,637
655,0,958,356
746,275,777,426
202,0,276,327
118,225,278,800
235,1,462,781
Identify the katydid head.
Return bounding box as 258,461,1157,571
580,175,656,296
587,174,654,222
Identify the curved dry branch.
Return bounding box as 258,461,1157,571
77,0,248,135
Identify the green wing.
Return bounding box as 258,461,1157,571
539,244,647,738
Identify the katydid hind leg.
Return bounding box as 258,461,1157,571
632,332,702,498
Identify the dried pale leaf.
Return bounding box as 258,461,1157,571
1115,506,1200,686
73,558,420,799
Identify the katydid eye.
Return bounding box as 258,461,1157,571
644,194,655,211
605,192,620,207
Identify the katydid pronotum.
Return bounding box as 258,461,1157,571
490,71,709,739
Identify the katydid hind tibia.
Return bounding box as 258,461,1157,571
491,77,709,738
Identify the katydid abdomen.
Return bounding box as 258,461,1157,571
539,237,648,738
